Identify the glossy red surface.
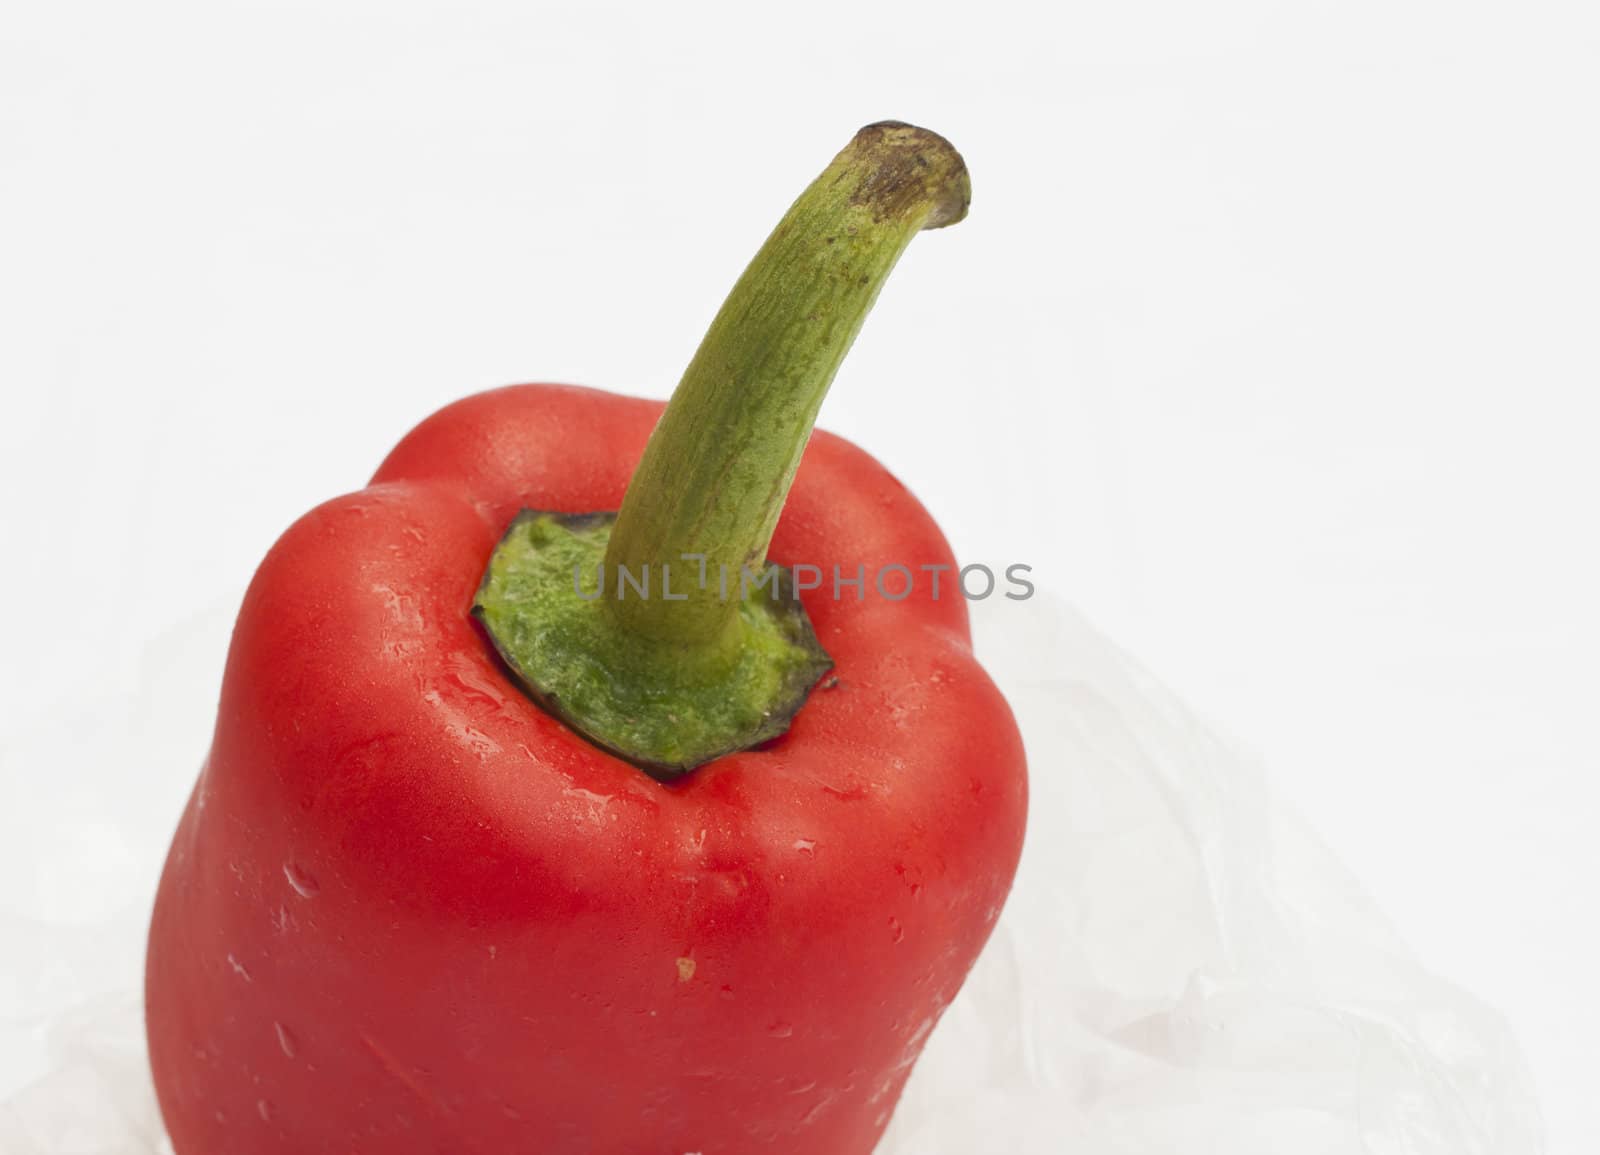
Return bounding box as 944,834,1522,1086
146,385,1027,1153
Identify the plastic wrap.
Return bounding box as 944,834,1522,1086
0,595,1542,1152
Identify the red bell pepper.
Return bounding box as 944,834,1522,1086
146,122,1027,1153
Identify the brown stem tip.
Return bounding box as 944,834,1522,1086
845,121,971,230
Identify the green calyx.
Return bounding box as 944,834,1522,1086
474,122,969,778
473,512,833,778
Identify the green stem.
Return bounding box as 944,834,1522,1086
475,122,970,777
603,121,970,646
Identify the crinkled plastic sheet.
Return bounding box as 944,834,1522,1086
0,596,1542,1153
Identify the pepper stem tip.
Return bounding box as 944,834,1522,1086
847,121,971,230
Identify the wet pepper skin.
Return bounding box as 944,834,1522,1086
145,385,1027,1154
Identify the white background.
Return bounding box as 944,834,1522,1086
3,1,1596,1150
